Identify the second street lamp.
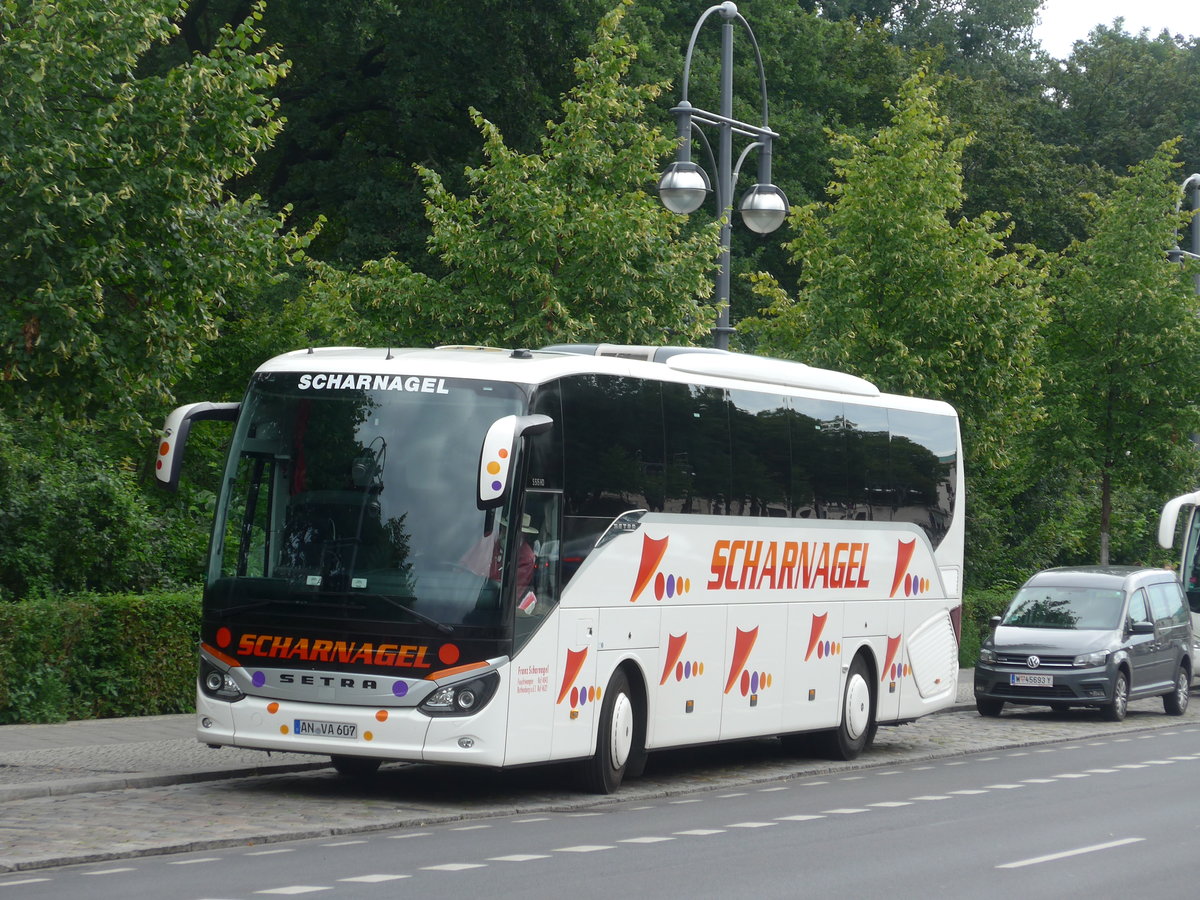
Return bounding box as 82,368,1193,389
657,1,787,350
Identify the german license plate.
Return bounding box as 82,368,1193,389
1010,673,1053,687
293,718,357,739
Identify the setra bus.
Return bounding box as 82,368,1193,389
1157,490,1200,665
154,343,964,792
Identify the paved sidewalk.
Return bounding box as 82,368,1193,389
0,669,978,803
4,668,1198,873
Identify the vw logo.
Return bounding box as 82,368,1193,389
1026,655,1040,668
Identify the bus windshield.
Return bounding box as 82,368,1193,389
206,372,526,634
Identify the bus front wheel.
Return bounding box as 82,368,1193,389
818,654,876,760
578,669,639,794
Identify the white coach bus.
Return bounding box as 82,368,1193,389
155,344,964,793
1157,491,1200,660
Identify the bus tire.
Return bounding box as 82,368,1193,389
818,654,876,760
330,755,381,778
578,668,638,794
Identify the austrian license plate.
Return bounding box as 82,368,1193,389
1010,673,1053,687
293,718,357,739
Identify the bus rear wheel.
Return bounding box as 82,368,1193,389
578,669,640,794
817,654,876,760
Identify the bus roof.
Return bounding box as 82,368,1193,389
254,345,957,416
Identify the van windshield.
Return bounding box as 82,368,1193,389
1001,586,1124,631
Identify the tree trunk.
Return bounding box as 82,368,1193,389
1099,466,1111,565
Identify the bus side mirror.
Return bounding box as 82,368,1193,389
153,402,240,491
477,414,553,509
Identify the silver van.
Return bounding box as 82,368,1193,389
974,566,1192,721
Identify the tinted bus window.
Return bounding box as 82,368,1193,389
889,409,957,545
663,383,731,515
791,397,846,519
845,403,891,524
729,389,791,517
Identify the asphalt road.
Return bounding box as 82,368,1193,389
2,671,1199,874
3,725,1198,899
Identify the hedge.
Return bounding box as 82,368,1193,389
0,587,1010,724
0,591,200,724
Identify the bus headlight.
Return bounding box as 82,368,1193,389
199,659,245,702
419,671,499,717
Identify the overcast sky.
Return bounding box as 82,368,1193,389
1032,0,1198,58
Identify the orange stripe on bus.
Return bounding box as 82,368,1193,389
425,660,489,680
202,643,242,668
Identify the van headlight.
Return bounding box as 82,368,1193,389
1073,650,1108,667
978,648,996,664
199,659,245,702
419,671,500,717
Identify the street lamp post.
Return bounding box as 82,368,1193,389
1170,173,1200,295
657,2,787,351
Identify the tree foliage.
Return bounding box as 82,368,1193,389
0,0,301,427
1040,142,1200,563
302,1,721,350
744,70,1045,472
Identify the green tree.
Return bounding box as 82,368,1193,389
0,0,301,428
1041,142,1200,564
742,70,1047,583
301,1,721,349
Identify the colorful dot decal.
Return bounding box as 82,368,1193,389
568,684,602,709
674,660,705,682
280,724,289,735
905,574,931,596
252,671,266,688
216,627,232,649
392,681,409,698
267,702,279,714
654,572,692,601
739,669,774,698
438,644,461,666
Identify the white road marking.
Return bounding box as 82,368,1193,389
728,822,775,828
869,801,913,807
555,845,614,852
513,818,550,823
1053,773,1090,778
322,840,368,846
387,832,431,839
1085,769,1117,774
255,888,331,896
451,825,490,831
911,795,951,800
985,784,1024,789
422,863,487,871
1022,778,1056,783
949,790,988,795
822,808,868,814
247,849,296,856
0,879,51,886
84,869,136,875
619,836,675,844
339,875,409,883
489,855,551,862
997,837,1144,869
170,857,222,864
777,815,825,821
674,829,725,835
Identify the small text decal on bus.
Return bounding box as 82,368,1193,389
297,373,450,394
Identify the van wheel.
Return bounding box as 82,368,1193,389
816,655,876,760
330,755,381,778
1102,671,1128,722
1164,665,1190,716
578,669,639,794
976,697,1004,717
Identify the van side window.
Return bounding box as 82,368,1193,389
1128,589,1151,625
1148,581,1188,626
